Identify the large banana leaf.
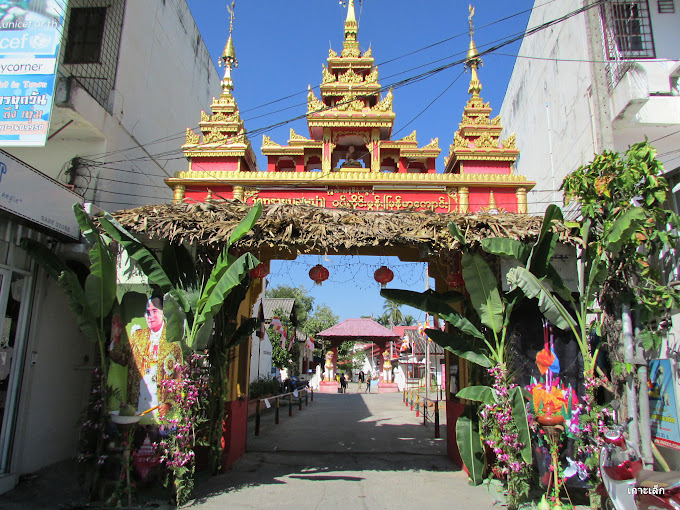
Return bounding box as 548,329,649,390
163,291,186,346
603,207,647,256
509,386,533,464
448,222,467,247
462,252,504,334
481,238,531,263
506,267,577,332
192,318,214,351
98,214,175,295
380,288,457,318
381,288,485,340
227,202,262,247
425,328,491,367
19,238,66,280
193,252,259,338
162,243,198,293
527,204,562,277
74,205,116,320
456,409,485,485
456,385,497,404
58,271,103,344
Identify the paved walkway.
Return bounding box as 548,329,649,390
1,392,506,509
187,392,504,509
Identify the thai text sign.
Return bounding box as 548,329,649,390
649,359,680,450
0,2,67,146
0,150,80,239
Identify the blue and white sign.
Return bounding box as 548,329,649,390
0,1,67,147
0,150,80,239
649,359,680,451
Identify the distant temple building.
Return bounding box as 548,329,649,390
166,0,533,214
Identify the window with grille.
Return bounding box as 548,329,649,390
64,7,107,64
607,1,655,58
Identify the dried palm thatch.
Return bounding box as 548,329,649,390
110,201,576,260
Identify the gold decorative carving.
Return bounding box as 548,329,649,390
422,138,439,149
262,135,281,147
461,114,474,124
337,93,364,111
365,67,378,83
186,128,199,145
363,46,372,58
453,131,467,148
242,186,259,202
475,114,490,125
372,89,393,112
474,132,497,148
339,68,363,83
329,48,338,58
400,130,417,143
491,115,501,126
204,128,225,144
172,184,185,204
290,128,309,141
322,65,336,83
502,133,516,149
307,85,325,112
341,47,361,58
200,111,210,122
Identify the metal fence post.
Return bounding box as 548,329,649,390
434,400,440,438
416,394,420,417
289,393,293,417
275,397,280,425
305,389,309,406
311,388,314,402
299,392,303,411
255,399,261,436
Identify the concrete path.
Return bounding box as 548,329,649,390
0,392,507,509
187,392,505,509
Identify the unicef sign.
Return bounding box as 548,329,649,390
0,2,67,147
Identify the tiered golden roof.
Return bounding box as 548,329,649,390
444,6,518,172
182,2,258,171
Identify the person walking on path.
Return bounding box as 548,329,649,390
358,370,365,392
340,373,347,393
365,371,372,393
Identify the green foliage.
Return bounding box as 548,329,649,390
456,408,485,485
266,285,314,325
561,141,680,350
382,298,404,326
249,376,282,399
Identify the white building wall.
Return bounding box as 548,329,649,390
0,0,221,487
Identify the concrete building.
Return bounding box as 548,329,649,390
500,0,679,216
0,0,220,494
500,0,680,468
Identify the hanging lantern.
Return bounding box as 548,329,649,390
446,272,465,288
374,265,394,288
249,261,269,280
309,264,329,285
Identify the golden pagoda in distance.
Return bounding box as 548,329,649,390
167,2,532,214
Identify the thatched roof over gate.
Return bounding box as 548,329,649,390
110,201,574,256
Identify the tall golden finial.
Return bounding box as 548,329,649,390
340,0,360,57
220,1,238,92
465,4,482,97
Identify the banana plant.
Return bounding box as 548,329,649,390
20,203,117,383
505,205,648,379
98,202,263,352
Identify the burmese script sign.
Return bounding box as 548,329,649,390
241,187,459,213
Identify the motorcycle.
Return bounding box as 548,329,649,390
598,417,680,509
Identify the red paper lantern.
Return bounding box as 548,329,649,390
446,272,465,288
249,262,269,279
374,265,394,288
309,264,329,285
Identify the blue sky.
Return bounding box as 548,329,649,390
185,0,535,321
